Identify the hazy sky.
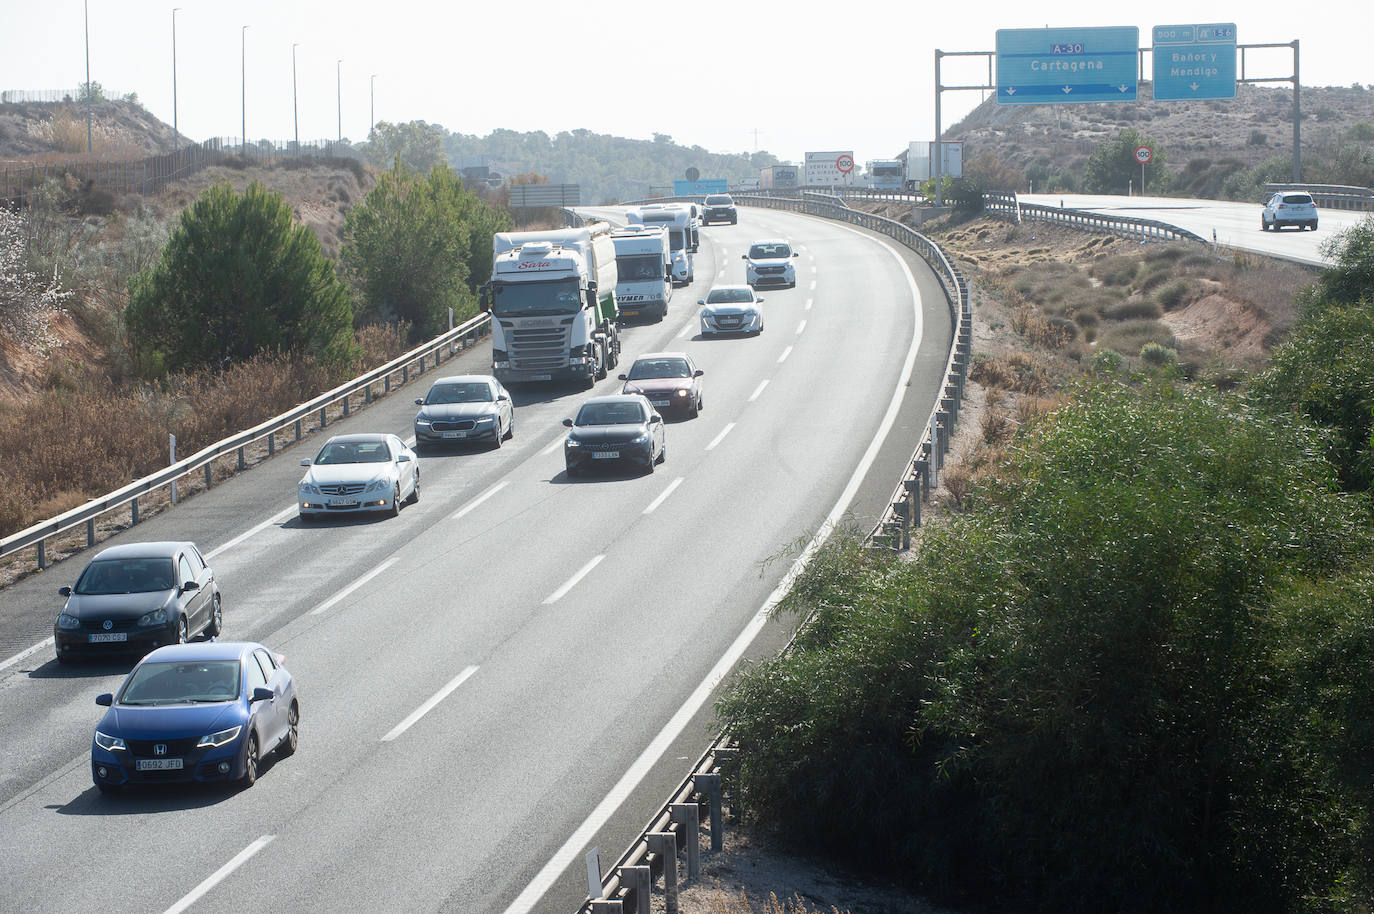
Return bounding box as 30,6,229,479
1,1,1364,167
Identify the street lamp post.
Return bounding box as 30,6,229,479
84,0,92,153
241,25,249,149
172,8,181,161
370,73,377,137
292,43,299,152
336,59,342,144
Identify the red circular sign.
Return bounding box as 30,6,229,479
1134,145,1153,164
836,154,854,174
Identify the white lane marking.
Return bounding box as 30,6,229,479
451,481,509,521
705,423,735,452
206,504,297,559
748,380,769,402
381,665,480,742
795,320,807,335
0,637,55,675
310,557,399,616
809,280,817,291
643,477,684,515
804,298,813,311
163,835,276,914
540,435,567,457
501,221,925,914
777,346,793,364
677,317,696,339
542,555,605,605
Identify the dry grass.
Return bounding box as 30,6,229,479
691,893,848,914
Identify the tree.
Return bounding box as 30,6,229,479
1083,128,1167,194
1309,215,1374,310
364,120,446,174
125,182,355,376
342,162,511,340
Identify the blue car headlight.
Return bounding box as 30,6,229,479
197,725,242,749
137,607,169,627
57,613,81,630
94,730,125,752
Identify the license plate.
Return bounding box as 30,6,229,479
327,497,360,507
650,399,669,406
89,632,127,643
532,374,552,381
441,431,466,439
592,451,620,459
136,758,184,771
623,310,639,316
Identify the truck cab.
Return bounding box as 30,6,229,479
628,206,694,286
611,225,673,322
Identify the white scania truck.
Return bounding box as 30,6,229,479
610,225,672,322
627,205,694,286
481,224,620,389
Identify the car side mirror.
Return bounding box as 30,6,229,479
697,299,706,306
756,297,765,303
649,414,662,424
181,581,200,594
397,453,412,463
562,418,574,428
792,251,800,257
251,687,274,703
693,369,704,377
414,397,424,405
59,586,72,597
300,458,311,467
616,373,627,381
740,254,747,260
96,693,113,707
497,393,509,401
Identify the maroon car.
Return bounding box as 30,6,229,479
618,352,704,420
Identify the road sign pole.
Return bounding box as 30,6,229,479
934,49,943,207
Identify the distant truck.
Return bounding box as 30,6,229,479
628,205,695,286
482,224,621,389
759,165,798,191
611,225,672,322
866,159,904,192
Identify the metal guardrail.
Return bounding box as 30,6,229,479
0,313,491,571
580,193,971,913
983,191,1208,243
1264,182,1374,212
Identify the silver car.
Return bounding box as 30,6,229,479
1262,192,1318,231
743,239,799,288
297,433,419,520
414,374,514,449
699,285,764,336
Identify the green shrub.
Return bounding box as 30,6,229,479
1139,341,1177,366
1154,279,1192,310
1104,298,1164,321
1095,318,1173,354
1089,348,1123,374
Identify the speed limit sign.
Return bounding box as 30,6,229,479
836,154,854,174
1134,145,1153,164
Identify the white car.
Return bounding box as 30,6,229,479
742,239,799,288
297,433,419,520
699,284,764,336
1261,191,1318,231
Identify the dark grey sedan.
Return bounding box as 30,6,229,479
414,374,514,449
563,394,665,477
55,541,221,664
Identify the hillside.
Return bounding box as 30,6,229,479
945,82,1374,192
0,97,185,160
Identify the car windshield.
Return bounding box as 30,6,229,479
425,382,493,404
667,229,686,252
616,254,663,281
628,358,692,380
75,558,176,595
490,278,582,316
119,660,241,705
749,243,790,259
576,402,647,426
1281,194,1314,205
705,195,732,205
314,439,391,464
707,288,755,304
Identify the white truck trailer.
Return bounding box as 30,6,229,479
610,225,672,322
627,205,694,286
481,224,621,389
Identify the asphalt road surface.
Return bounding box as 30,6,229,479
0,205,952,914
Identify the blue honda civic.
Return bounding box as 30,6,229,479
91,641,299,793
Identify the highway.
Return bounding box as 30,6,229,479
1019,193,1368,267
0,206,953,913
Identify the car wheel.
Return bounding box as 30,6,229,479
491,422,503,449
239,732,259,788
645,452,656,475
595,340,608,380
657,443,666,465
503,411,515,440
566,464,580,479
298,512,312,523
731,216,737,225
206,594,223,637
95,781,119,795
388,485,401,517
688,396,699,419
176,616,189,645
278,702,299,758
407,471,420,504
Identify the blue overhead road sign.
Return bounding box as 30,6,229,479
1152,23,1237,100
996,26,1139,105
